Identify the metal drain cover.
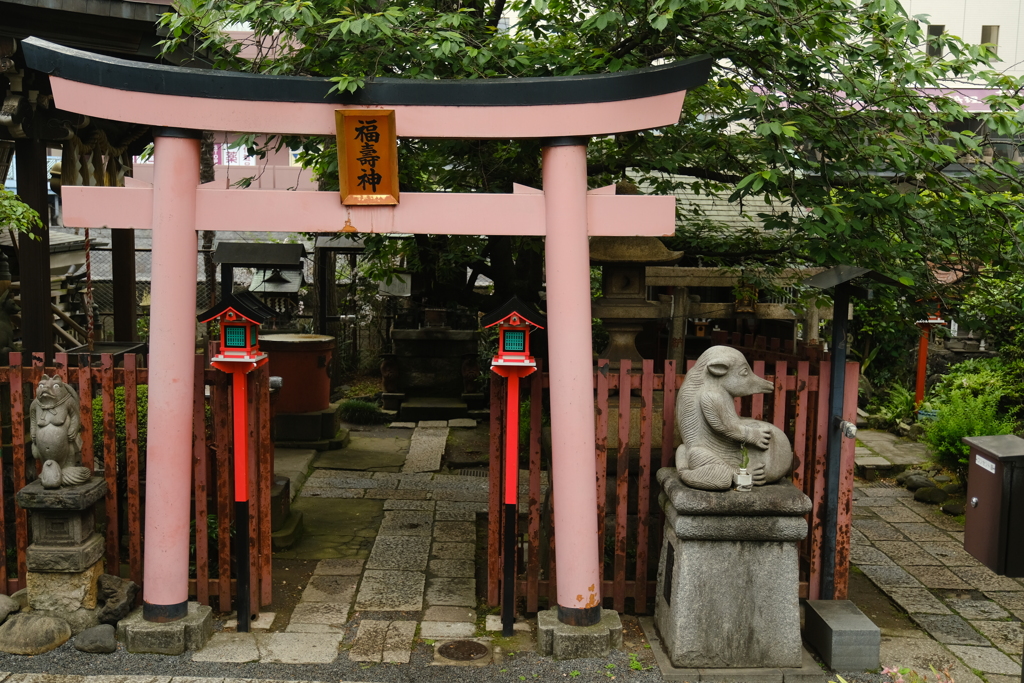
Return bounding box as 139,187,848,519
438,640,490,661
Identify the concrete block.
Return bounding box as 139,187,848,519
117,603,213,655
803,600,880,671
419,621,477,639
536,608,622,659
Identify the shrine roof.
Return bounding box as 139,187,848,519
23,38,712,108
197,290,276,325
481,295,547,329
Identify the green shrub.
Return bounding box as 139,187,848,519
338,399,388,424
870,385,916,431
923,389,1016,483
91,385,149,459
927,357,1008,404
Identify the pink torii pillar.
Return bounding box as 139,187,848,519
24,37,711,626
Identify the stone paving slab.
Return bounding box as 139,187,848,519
419,620,476,639
880,636,985,683
973,620,1024,655
947,645,1022,675
354,570,425,611
920,541,981,567
873,541,943,566
191,633,260,663
365,488,430,500
852,519,907,541
985,591,1024,619
952,565,1024,592
289,602,352,627
850,545,896,566
870,506,926,523
347,436,410,453
858,564,924,589
383,499,436,511
448,419,477,428
432,521,476,542
300,574,359,603
905,565,972,590
403,428,449,473
943,594,1010,621
366,535,431,571
435,500,489,512
255,633,342,664
430,542,475,560
382,621,417,664
349,620,390,662
886,588,951,615
378,510,434,536
430,489,489,502
910,614,990,645
434,510,476,521
425,577,476,607
428,559,475,578
893,522,958,543
299,487,366,499
423,606,476,622
313,558,364,576
285,622,344,633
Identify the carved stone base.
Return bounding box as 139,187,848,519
27,558,103,612
654,470,811,669
26,532,105,573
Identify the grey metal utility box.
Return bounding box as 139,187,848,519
962,435,1024,577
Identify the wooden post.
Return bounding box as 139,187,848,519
15,138,52,358
111,229,138,341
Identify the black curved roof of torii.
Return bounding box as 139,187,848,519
22,37,714,107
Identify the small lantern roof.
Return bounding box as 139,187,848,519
197,290,277,325
481,296,547,330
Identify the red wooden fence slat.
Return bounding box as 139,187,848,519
834,361,860,600
247,371,260,619
100,355,120,576
595,360,609,589
791,361,810,493
77,355,94,470
613,360,631,613
53,353,69,383
808,365,831,601
124,354,142,589
213,373,233,612
9,354,27,591
661,361,676,468
634,360,654,613
773,361,788,433
193,354,210,607
752,361,766,421
258,365,273,606
487,374,503,606
527,364,543,613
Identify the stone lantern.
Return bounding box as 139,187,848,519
590,236,683,368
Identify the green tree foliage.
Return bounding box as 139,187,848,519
158,0,1024,311
0,189,42,237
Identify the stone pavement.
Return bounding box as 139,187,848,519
851,431,1024,683
0,677,364,683
195,418,547,666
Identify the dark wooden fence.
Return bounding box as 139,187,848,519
0,352,272,615
487,354,859,614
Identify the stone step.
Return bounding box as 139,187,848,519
399,397,468,422
270,510,304,551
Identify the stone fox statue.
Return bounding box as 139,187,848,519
675,346,793,491
30,374,91,488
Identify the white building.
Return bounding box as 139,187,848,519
903,0,1024,78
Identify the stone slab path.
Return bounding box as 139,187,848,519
195,419,527,666
852,478,1024,683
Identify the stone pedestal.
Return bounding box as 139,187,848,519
537,608,622,659
654,469,811,669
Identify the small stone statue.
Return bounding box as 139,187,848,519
29,375,90,488
675,346,793,491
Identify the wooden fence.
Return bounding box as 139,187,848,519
487,355,859,614
0,352,272,616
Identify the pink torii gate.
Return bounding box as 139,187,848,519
23,37,711,626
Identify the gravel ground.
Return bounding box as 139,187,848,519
0,640,664,683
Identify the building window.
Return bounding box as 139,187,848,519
927,24,945,58
982,25,1000,55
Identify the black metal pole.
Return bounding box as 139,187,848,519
502,502,516,637
221,263,233,301
822,283,851,600
235,499,250,632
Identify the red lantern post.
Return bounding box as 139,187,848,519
198,291,275,632
483,297,546,636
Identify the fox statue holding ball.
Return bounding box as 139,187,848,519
675,346,794,491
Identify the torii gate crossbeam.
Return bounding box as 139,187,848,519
23,37,712,629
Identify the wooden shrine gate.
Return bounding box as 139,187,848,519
0,353,273,613
487,355,859,614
